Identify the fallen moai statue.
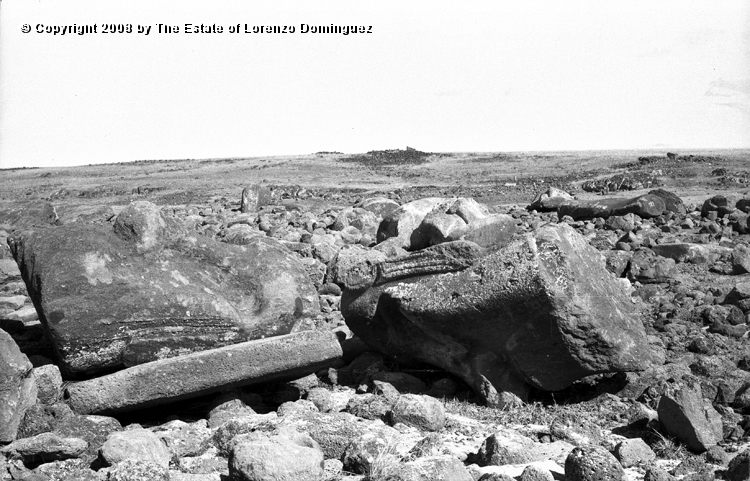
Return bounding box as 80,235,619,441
66,330,342,414
342,223,655,407
527,188,685,220
8,201,319,377
557,193,666,220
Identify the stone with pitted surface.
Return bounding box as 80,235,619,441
343,223,654,406
8,201,319,377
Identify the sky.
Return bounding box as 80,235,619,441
0,0,748,169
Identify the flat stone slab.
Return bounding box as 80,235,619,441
65,330,343,414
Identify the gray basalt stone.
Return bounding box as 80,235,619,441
343,223,654,406
0,329,37,443
8,201,319,377
657,382,723,452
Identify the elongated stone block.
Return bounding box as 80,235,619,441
65,330,342,414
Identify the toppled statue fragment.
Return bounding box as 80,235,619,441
8,201,319,377
342,224,654,406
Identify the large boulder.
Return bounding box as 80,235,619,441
0,329,37,443
377,197,515,251
377,198,449,249
8,201,320,376
557,194,666,220
343,223,654,406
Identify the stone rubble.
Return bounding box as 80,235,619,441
1,185,750,480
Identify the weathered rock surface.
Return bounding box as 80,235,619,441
240,184,272,213
30,364,62,405
0,329,37,443
65,330,343,414
377,197,516,252
649,189,687,215
702,194,742,217
229,430,324,481
343,223,654,406
652,243,729,264
726,449,750,481
8,201,320,376
657,383,723,452
377,197,449,249
389,394,446,432
565,445,624,481
0,432,88,464
613,438,656,467
100,428,171,469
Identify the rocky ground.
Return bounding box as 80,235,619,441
1,149,750,481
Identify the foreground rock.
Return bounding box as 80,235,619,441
66,330,343,414
229,430,324,481
0,432,88,464
0,329,37,443
8,201,319,376
657,383,723,452
565,445,625,481
343,224,654,406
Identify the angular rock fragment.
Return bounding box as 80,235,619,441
377,198,450,249
240,183,272,213
702,194,742,218
65,330,342,414
652,243,729,264
389,394,445,432
343,224,654,406
0,329,37,443
378,197,516,251
627,249,676,283
9,201,319,376
463,214,517,249
657,383,723,452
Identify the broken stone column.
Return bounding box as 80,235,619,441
343,223,654,407
65,330,343,414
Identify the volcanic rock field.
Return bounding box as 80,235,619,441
2,148,750,481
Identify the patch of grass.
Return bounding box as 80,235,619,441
649,428,689,461
364,439,404,481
